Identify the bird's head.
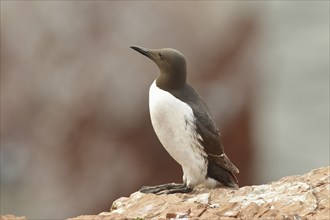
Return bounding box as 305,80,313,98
131,46,187,89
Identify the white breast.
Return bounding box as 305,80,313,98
149,80,207,187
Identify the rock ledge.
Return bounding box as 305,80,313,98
70,166,329,220
2,167,329,220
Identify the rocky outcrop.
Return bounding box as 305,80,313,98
2,167,329,220
0,216,26,220
70,166,329,220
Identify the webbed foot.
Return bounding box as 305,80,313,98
140,183,192,194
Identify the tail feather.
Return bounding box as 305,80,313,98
207,160,239,188
228,170,238,184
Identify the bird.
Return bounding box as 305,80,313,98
130,45,239,194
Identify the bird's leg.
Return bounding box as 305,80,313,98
140,183,192,194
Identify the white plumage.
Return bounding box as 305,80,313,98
149,80,211,188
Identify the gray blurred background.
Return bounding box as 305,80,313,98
1,1,329,219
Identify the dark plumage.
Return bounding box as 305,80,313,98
131,45,239,194
167,84,239,186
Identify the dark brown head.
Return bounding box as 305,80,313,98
131,46,187,90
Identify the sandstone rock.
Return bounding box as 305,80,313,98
3,167,329,220
68,166,329,220
0,215,26,220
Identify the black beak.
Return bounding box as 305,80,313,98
130,45,150,58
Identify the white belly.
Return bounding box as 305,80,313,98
149,81,208,187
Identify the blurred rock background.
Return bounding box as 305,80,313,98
0,1,328,219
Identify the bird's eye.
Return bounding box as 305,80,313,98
159,52,163,58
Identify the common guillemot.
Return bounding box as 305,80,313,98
131,46,239,194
